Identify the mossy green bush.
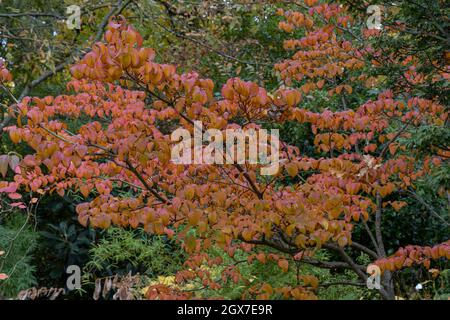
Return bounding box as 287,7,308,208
84,227,185,279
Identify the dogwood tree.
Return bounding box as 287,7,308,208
1,1,448,299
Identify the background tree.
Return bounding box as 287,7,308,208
1,0,449,300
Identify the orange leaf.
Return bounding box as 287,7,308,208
278,259,289,272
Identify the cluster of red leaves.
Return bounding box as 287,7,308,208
1,0,449,299
375,241,450,273
291,92,446,153
145,284,193,300
0,180,26,209
70,17,153,82
275,3,362,93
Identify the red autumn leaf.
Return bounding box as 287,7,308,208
8,192,22,200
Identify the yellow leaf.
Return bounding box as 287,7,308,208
285,163,298,177
185,234,196,252
185,188,195,200
278,259,289,272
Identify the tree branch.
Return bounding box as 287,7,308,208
405,189,450,226
375,192,386,257
124,159,168,204
0,0,132,131
0,12,64,19
350,241,378,259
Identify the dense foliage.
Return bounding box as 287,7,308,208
0,0,448,300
